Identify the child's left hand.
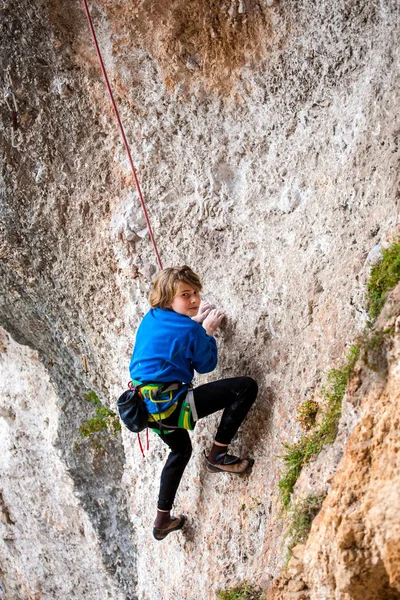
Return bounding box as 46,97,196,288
202,309,225,336
192,300,213,324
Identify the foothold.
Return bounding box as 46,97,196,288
82,355,89,374
59,82,73,97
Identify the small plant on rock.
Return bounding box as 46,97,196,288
79,390,121,449
366,238,400,322
296,399,319,431
216,582,266,600
279,345,360,508
286,494,326,560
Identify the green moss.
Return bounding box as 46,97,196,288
367,239,400,322
278,443,308,509
79,391,121,448
286,494,326,560
216,583,265,600
279,345,359,508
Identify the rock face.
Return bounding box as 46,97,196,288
0,329,125,600
0,0,399,598
266,285,400,600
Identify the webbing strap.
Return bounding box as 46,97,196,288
141,383,180,401
147,401,178,422
186,389,198,422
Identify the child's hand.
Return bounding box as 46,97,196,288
203,309,225,336
192,300,213,324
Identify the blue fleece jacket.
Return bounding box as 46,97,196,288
129,308,218,413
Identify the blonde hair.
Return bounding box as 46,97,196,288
149,265,202,308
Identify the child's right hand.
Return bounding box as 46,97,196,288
192,300,213,324
203,309,225,336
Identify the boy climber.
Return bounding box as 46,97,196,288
129,265,258,540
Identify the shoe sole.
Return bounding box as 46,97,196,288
204,458,254,474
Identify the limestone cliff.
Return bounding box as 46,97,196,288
266,284,400,600
0,0,399,599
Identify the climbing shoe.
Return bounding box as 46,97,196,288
152,514,186,541
203,452,254,474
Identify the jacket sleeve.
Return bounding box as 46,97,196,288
189,327,218,374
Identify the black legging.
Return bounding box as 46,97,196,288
157,376,258,511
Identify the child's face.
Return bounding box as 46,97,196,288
169,281,201,317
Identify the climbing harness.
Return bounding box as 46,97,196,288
82,0,163,270
120,381,198,456
138,382,193,435
118,380,184,456
139,382,181,417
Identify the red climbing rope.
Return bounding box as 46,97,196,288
82,0,163,270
